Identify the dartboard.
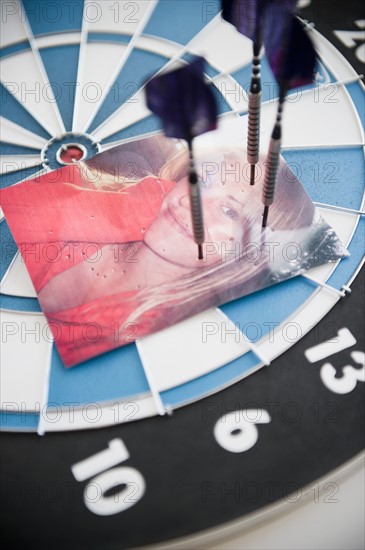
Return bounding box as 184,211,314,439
1,1,364,548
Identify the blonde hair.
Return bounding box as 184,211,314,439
74,160,141,191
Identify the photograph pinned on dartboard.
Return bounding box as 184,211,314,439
1,128,349,367
0,0,364,548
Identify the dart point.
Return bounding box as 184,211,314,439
262,206,269,228
250,164,255,185
198,244,203,260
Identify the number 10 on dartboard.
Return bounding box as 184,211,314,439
71,439,145,516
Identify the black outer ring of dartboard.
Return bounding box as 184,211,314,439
1,1,364,548
1,271,364,550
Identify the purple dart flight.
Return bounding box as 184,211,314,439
262,6,317,90
145,57,218,260
222,0,297,43
222,0,266,45
145,56,217,143
221,0,297,185
261,9,317,227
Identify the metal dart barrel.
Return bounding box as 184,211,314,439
262,96,284,228
247,42,262,185
188,146,205,259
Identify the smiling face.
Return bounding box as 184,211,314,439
144,150,261,268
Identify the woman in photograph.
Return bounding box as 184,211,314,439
1,136,346,366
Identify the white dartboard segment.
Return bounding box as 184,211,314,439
254,288,340,365
212,73,249,112
187,16,253,74
36,33,81,49
1,251,37,298
78,0,158,133
92,90,155,142
84,0,155,36
72,42,130,132
198,81,364,154
1,0,66,136
136,309,250,393
0,155,42,175
39,394,160,432
0,310,52,411
0,116,47,149
134,35,183,61
263,83,365,149
101,129,161,151
0,0,27,48
1,50,65,137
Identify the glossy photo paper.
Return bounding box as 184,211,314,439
1,128,348,367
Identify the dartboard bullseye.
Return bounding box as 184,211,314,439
41,132,101,169
0,0,364,548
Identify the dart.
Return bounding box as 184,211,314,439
222,1,297,185
145,56,218,260
261,7,317,227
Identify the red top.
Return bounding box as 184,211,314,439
46,291,168,366
1,165,175,366
1,165,174,289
